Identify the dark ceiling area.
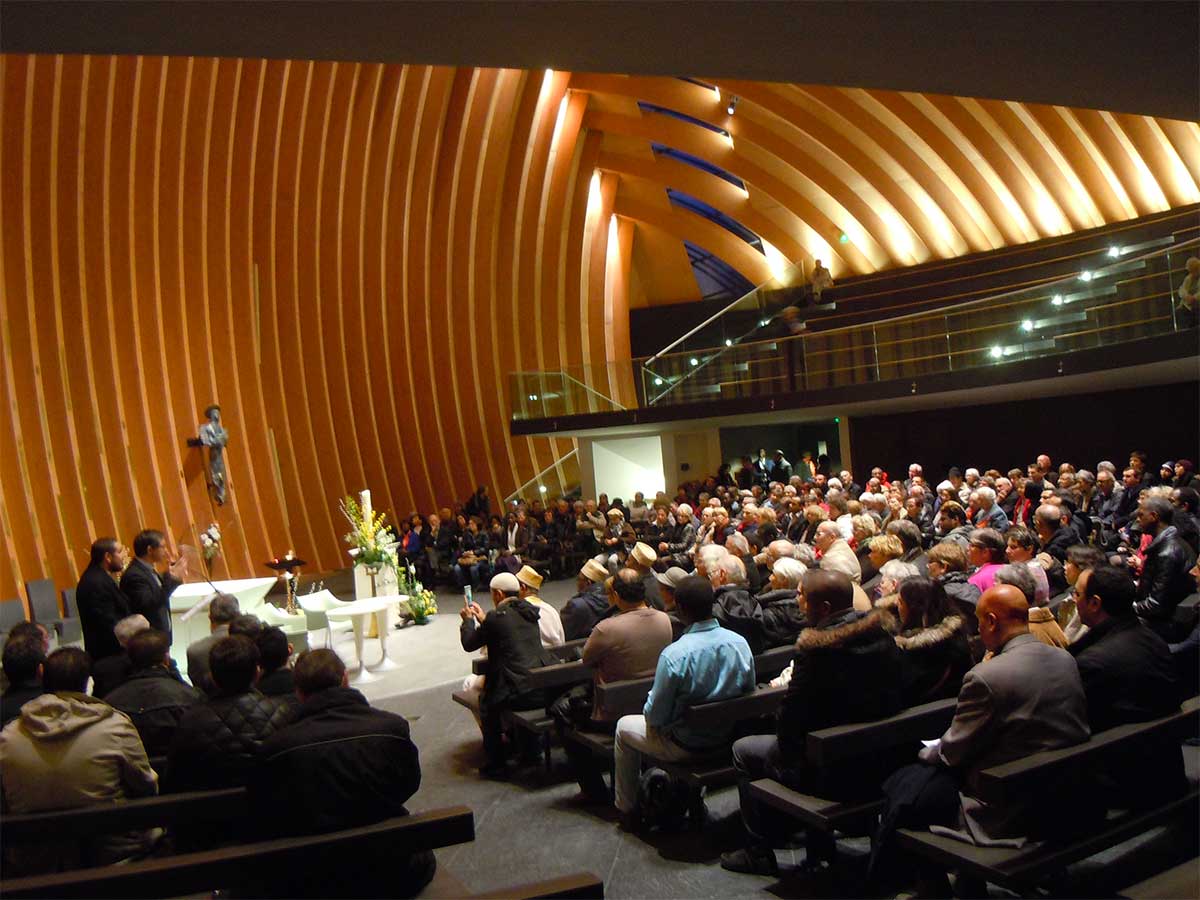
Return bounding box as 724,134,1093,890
2,0,1197,121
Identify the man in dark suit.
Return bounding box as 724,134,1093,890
75,538,132,660
120,529,188,641
870,584,1089,893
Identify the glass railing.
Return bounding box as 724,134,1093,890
509,363,633,421
643,255,810,362
504,448,582,505
639,235,1198,405
509,235,1197,419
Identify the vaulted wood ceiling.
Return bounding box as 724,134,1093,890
1,52,1197,598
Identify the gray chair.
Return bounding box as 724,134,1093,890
59,587,83,645
25,578,65,637
0,596,28,643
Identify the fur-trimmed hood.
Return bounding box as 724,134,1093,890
875,595,966,651
795,606,897,652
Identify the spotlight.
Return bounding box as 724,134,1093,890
528,394,539,401
725,338,733,347
1052,294,1063,306
1021,320,1033,332
1107,246,1121,258
654,378,663,386
538,485,547,493
689,357,699,366
838,232,850,244
1079,270,1093,282
759,318,770,327
726,95,739,116
989,346,1003,359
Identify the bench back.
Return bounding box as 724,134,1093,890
0,805,476,900
976,694,1200,806
805,697,958,770
680,684,787,730
523,659,593,692
2,787,249,844
594,644,795,719
471,637,588,675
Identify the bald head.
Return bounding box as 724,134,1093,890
800,569,854,626
976,583,1030,652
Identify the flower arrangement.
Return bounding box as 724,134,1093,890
405,587,438,625
339,495,398,569
198,523,222,561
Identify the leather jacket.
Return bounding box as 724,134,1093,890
1134,526,1197,622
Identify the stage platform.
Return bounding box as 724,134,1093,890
284,569,580,706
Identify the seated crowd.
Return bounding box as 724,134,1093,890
454,447,1199,887
0,449,1196,895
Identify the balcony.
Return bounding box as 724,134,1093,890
511,233,1200,434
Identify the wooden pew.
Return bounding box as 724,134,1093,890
1,805,476,899
895,696,1200,895
563,644,797,788
635,685,789,825
467,638,587,676
746,697,959,859
1,787,249,870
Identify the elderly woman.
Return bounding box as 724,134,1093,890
725,531,764,596
852,514,880,581
864,533,905,598
877,559,920,600
739,556,809,653
880,576,971,704
795,502,828,545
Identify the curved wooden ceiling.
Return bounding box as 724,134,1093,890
1,52,1197,598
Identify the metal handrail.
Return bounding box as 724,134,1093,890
504,448,581,505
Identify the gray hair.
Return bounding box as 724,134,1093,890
973,485,996,504
994,564,1039,606
771,557,806,589
1097,460,1117,474
114,614,150,647
766,539,798,563
793,542,817,567
209,592,241,624
879,560,920,584
725,532,751,556
697,544,729,571
714,554,747,586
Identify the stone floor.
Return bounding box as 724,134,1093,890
297,569,1198,898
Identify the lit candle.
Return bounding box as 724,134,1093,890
360,489,372,522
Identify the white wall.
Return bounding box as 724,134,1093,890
663,429,722,490
591,435,666,500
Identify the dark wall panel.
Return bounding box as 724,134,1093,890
848,380,1199,482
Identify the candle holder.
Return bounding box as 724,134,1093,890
265,551,307,615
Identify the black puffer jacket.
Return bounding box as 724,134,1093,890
719,588,807,654
105,666,202,757
1134,525,1197,630
165,689,295,792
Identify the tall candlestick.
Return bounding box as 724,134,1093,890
360,488,372,523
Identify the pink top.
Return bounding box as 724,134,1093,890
968,562,1003,594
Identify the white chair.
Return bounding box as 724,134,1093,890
297,590,353,648
259,602,311,654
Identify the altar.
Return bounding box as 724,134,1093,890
169,577,277,676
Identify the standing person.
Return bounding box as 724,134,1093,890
809,259,834,303
120,530,188,641
76,538,132,661
465,485,491,520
